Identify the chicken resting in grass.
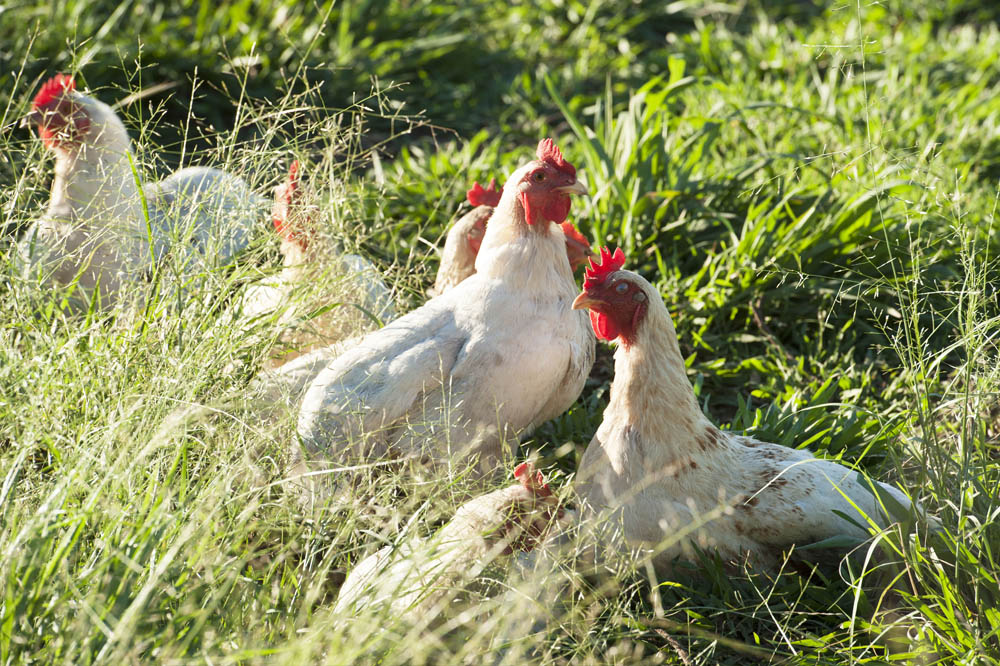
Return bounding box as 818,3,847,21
334,462,564,623
295,139,595,485
571,247,931,569
238,161,395,366
16,73,266,310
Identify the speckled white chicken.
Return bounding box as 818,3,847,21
238,161,395,367
571,247,930,569
295,139,595,479
15,74,265,310
334,462,564,623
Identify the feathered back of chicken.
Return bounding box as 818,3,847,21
333,462,566,627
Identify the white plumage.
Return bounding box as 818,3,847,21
294,140,594,480
237,162,395,367
427,179,498,297
15,74,265,311
430,178,593,299
571,249,930,569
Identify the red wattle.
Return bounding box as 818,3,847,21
542,194,572,224
520,191,538,225
590,310,620,341
467,233,482,254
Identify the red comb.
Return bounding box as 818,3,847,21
467,178,503,207
584,246,626,289
536,138,576,177
514,462,553,498
33,74,75,110
274,161,305,244
560,222,590,248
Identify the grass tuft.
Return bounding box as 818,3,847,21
2,0,1000,662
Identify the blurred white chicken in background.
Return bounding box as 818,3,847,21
15,73,267,310
238,161,395,367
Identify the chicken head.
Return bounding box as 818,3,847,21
571,246,649,347
488,462,564,555
516,138,587,226
24,74,92,150
272,160,311,249
464,178,502,254
560,221,594,272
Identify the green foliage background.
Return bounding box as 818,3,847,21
1,0,998,663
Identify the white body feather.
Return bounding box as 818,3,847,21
238,246,395,367
16,90,265,310
428,205,492,297
296,162,594,477
577,270,923,568
145,166,265,273
252,340,353,412
236,173,396,367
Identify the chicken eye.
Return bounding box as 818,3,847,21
615,283,629,294
532,171,546,182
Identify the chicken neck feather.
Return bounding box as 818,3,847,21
596,293,710,473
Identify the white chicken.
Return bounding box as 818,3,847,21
570,247,931,569
334,462,564,623
238,161,395,367
15,73,266,310
295,139,595,481
251,188,594,425
431,178,593,298
428,178,501,297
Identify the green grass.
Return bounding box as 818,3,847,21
2,0,1000,663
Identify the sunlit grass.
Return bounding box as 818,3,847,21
2,0,999,663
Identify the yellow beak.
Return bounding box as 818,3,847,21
20,109,43,129
572,292,601,311
556,181,588,195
